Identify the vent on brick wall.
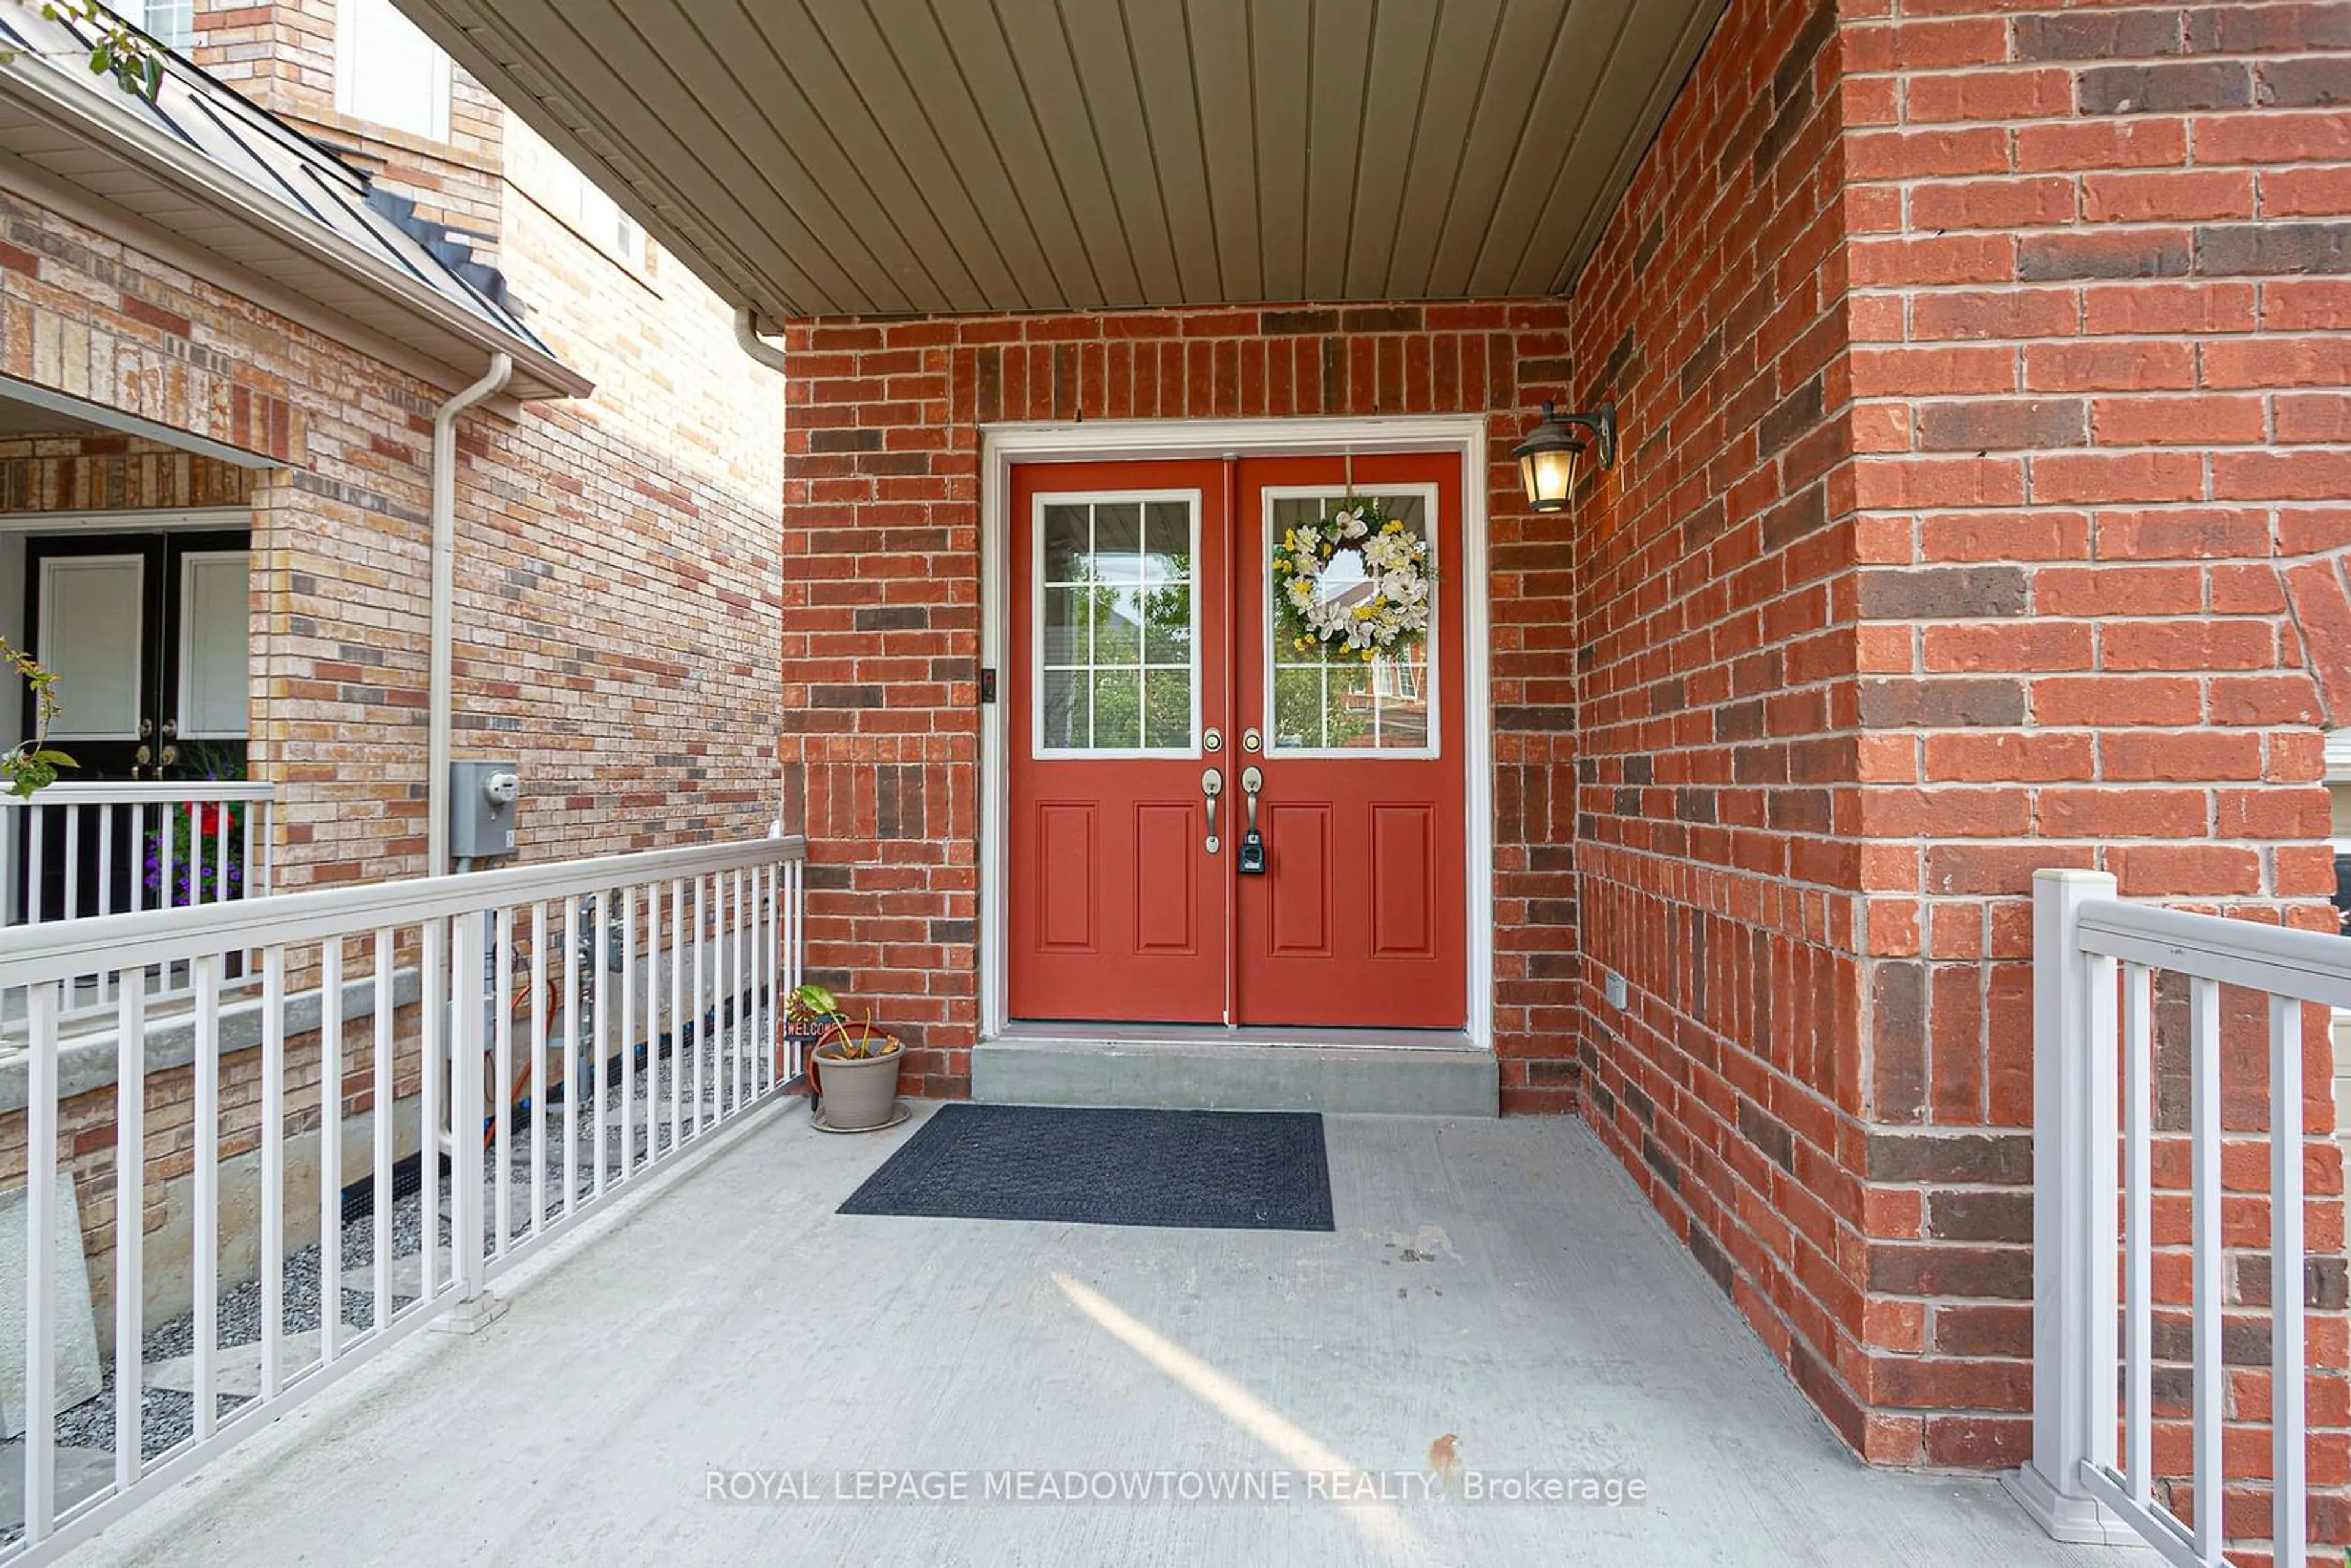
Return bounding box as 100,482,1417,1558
364,188,519,320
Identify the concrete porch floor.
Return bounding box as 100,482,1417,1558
64,1105,2131,1567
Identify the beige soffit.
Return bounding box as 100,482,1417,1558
0,7,591,401
396,0,1728,322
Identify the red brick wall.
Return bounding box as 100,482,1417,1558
1567,0,2351,1545
1565,0,1877,1463
776,303,1579,1103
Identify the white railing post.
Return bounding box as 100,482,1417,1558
2008,868,2129,1544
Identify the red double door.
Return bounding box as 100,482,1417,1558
1007,452,1466,1029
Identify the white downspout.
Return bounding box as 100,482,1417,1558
428,351,512,879
733,306,786,372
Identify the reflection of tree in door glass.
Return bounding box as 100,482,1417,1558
1038,499,1194,751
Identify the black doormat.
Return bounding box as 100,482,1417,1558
836,1103,1335,1232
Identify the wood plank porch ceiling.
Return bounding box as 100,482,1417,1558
396,0,1727,323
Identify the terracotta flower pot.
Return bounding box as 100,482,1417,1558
813,1040,901,1130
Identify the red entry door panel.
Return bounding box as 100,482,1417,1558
1005,452,1466,1031
1007,460,1229,1024
1232,454,1466,1028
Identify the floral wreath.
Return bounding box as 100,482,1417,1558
1273,498,1433,660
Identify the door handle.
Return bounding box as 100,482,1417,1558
1201,767,1224,855
159,743,179,769
1238,767,1267,875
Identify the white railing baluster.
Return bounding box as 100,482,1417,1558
259,944,286,1403
28,806,45,926
592,890,609,1200
2121,960,2153,1511
620,887,636,1179
212,805,229,909
320,937,343,1368
563,895,580,1219
642,880,660,1168
421,918,444,1302
113,979,145,1490
529,901,547,1236
23,978,60,1545
2270,994,2306,1568
2189,973,2221,1566
372,928,394,1333
153,802,168,920
793,861,805,1075
692,874,708,1134
451,911,486,1305
493,904,514,1255
669,876,684,1157
61,803,78,925
96,804,114,1007
732,868,746,1114
192,953,219,1442
755,863,770,1098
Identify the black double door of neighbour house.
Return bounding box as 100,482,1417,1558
18,529,252,922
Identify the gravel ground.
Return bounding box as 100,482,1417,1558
3,1025,774,1534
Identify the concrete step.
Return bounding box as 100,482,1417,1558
972,1033,1498,1117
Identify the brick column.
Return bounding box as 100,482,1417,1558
1567,0,2351,1532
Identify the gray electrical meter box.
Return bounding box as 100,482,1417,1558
449,760,521,860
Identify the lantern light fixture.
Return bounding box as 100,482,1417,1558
1513,399,1618,512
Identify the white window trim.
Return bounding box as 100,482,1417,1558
334,0,454,143
977,415,1496,1053
1260,481,1442,761
1029,489,1202,760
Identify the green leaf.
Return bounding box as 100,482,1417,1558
143,54,161,100
32,749,73,767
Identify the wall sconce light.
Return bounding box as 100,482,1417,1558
1513,399,1618,512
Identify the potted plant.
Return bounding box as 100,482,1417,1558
789,983,904,1131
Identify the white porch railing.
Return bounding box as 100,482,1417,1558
0,782,278,1028
2011,868,2326,1568
2,833,806,1564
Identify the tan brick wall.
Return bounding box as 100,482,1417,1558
0,168,781,885
187,0,504,244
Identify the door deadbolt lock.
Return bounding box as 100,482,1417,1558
1202,728,1223,754
1201,767,1224,854
1237,765,1267,875
1242,728,1262,754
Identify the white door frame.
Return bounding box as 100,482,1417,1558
978,415,1496,1051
